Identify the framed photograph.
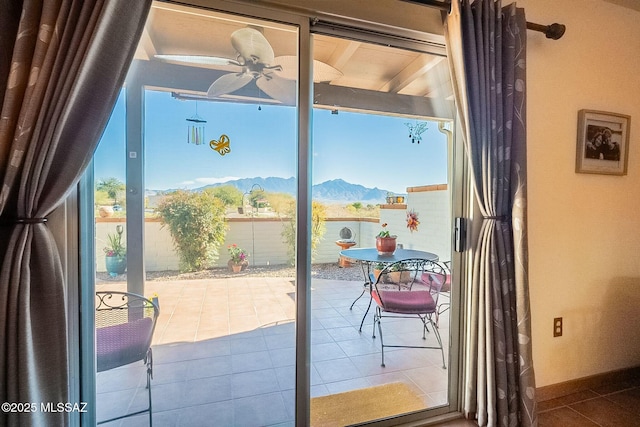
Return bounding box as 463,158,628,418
576,109,630,175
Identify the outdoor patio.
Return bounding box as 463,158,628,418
96,268,450,426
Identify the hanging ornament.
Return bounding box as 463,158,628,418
186,102,207,145
210,134,231,156
405,122,428,144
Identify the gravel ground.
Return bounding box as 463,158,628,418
97,262,365,282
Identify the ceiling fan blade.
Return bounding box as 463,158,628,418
231,27,275,65
273,56,343,82
256,75,296,105
155,54,241,67
207,73,253,98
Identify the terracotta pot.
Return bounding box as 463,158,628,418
228,259,249,271
388,270,411,284
231,263,242,273
376,236,397,256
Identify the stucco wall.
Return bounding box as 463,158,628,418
96,187,451,271
514,0,640,387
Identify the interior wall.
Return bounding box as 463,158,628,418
514,0,640,387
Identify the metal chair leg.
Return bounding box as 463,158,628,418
374,307,386,367
429,317,447,369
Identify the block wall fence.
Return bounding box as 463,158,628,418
96,185,451,272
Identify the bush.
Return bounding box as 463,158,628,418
207,185,242,207
155,190,228,272
265,192,294,216
281,200,327,266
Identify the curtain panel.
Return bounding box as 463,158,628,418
444,1,536,426
0,1,151,425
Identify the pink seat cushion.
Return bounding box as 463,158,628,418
421,272,451,292
96,317,153,372
373,290,435,314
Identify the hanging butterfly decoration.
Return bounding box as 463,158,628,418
210,134,231,156
405,122,428,144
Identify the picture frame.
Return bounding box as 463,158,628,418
576,109,630,175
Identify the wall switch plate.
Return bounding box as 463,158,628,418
553,317,563,337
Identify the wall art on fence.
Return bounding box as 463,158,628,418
576,109,630,175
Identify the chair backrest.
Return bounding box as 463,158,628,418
372,258,443,312
95,291,159,372
421,260,451,293
440,261,452,292
374,258,426,290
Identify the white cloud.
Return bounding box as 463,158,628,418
179,180,196,185
194,176,241,185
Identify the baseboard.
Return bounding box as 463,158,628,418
537,365,640,402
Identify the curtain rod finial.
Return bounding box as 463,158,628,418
546,23,566,40
527,21,566,40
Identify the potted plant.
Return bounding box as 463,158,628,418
375,223,397,256
227,244,249,273
385,192,395,204
104,225,126,277
388,262,411,284
372,262,386,282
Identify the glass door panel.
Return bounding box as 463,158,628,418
310,32,456,425
93,3,300,424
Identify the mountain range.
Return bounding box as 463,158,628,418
192,177,396,203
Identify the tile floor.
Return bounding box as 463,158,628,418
537,376,640,427
96,275,451,426
429,374,640,427
96,273,640,427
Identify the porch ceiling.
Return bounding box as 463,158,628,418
132,2,454,119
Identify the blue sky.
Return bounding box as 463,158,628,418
95,90,448,194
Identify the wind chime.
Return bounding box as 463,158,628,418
405,122,428,144
186,102,206,145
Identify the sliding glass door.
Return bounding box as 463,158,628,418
86,1,461,425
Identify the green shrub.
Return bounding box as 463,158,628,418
207,185,242,207
281,200,327,266
155,190,228,272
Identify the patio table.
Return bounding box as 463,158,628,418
339,248,438,331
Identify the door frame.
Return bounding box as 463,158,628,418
78,1,469,425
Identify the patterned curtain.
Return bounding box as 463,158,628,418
444,1,537,426
0,1,151,425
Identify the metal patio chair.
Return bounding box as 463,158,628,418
371,259,447,368
423,260,451,326
96,291,159,425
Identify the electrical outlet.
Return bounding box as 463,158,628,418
553,317,563,337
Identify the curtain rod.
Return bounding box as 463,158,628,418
404,0,566,40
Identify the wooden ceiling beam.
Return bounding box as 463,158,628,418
379,55,444,93
127,60,454,119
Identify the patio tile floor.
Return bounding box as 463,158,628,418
96,274,450,426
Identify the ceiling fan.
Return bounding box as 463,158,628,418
155,27,343,105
